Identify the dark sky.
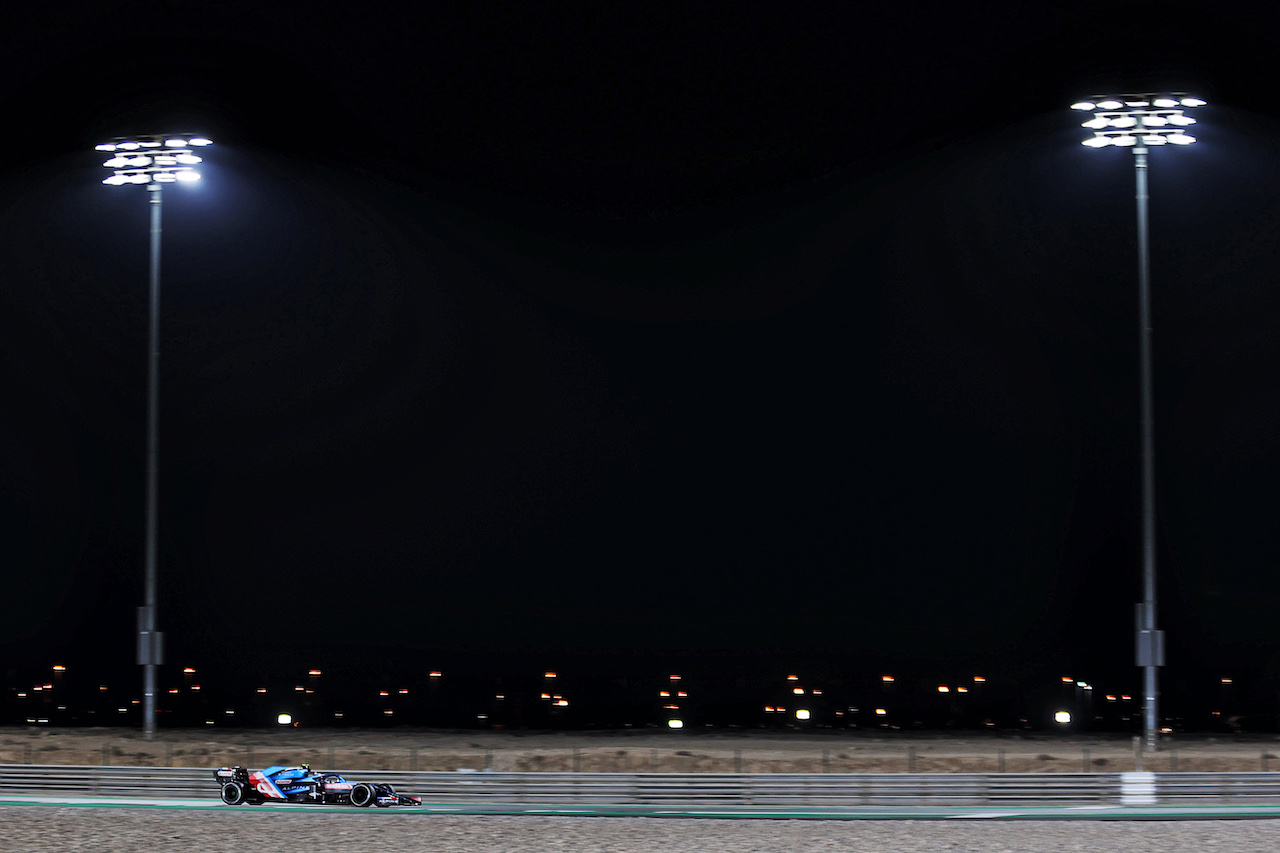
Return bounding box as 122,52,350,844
4,2,1280,701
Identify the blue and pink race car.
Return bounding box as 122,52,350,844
213,764,422,807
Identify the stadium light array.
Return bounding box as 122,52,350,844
96,134,212,185
1071,94,1204,147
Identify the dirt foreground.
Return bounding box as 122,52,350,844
4,727,1280,773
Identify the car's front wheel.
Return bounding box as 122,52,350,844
350,783,375,808
221,781,247,805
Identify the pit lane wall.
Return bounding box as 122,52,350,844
3,766,1280,807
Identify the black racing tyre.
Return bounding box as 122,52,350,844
350,782,375,808
220,781,247,805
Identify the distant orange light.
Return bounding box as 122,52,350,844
555,699,569,707
957,687,969,694
168,689,179,694
257,688,267,693
379,691,389,696
882,676,894,683
495,694,505,700
99,685,108,691
938,686,950,693
183,668,196,674
1105,695,1117,701
677,691,687,697
787,674,800,681
1221,678,1233,684
308,670,322,676
974,676,986,683
399,689,409,694
812,689,822,695
1121,695,1132,701
540,693,551,699
190,686,200,691
544,672,557,679
793,687,804,694
875,708,887,715
429,672,442,678
52,665,66,672
43,684,52,690
659,691,670,697
669,674,681,681
663,704,679,709
384,710,393,715
1061,676,1073,683
764,705,776,712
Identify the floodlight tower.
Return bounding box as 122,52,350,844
1070,94,1205,754
95,134,212,740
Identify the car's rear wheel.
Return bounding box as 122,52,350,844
350,782,375,807
220,781,247,805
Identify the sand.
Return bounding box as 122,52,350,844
3,726,1279,773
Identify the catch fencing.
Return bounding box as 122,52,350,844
4,765,1280,807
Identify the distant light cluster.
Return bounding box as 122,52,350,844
95,135,212,185
1071,94,1205,148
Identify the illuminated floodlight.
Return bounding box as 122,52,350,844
277,714,292,725
1082,137,1111,147
668,719,684,729
795,709,811,721
1075,94,1207,754
1082,116,1110,129
1070,101,1096,111
97,134,212,188
1054,711,1072,724
874,708,887,715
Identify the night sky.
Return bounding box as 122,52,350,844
5,2,1280,719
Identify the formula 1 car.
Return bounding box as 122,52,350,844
213,765,421,807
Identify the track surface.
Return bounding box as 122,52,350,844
6,794,1280,820
6,803,1280,853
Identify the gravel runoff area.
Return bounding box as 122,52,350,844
6,727,1280,773
4,807,1280,853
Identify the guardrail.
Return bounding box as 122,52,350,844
4,766,1280,807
